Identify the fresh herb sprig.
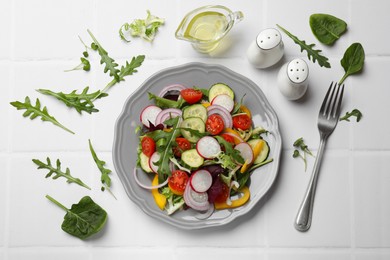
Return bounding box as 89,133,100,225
10,97,74,134
36,87,108,114
46,195,107,240
277,24,331,68
340,108,363,122
65,36,92,72
88,139,116,199
33,157,91,190
339,42,365,84
293,137,314,171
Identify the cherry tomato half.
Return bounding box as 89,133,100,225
233,114,252,131
206,114,225,135
168,170,189,195
180,89,203,104
214,181,230,203
220,133,235,145
173,137,191,157
141,136,156,157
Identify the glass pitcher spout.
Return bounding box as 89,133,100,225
175,5,244,53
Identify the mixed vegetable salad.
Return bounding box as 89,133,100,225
134,83,273,218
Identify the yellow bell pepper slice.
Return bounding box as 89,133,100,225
214,186,250,210
240,159,251,173
202,102,211,108
151,175,167,210
239,105,252,117
240,140,264,173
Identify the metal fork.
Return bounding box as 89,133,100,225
294,82,345,232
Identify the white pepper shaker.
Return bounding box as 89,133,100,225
246,28,284,69
277,58,309,100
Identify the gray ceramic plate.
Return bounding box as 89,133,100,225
113,62,282,229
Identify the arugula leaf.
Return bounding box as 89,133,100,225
215,136,244,165
277,24,331,68
10,97,75,134
119,10,165,42
340,109,363,122
102,55,145,93
339,43,365,84
46,195,107,240
32,157,91,190
148,92,185,108
88,139,116,199
87,29,120,81
36,87,108,114
309,14,347,45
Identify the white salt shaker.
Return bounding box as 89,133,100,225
277,58,309,100
246,28,284,69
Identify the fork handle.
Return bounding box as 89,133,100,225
294,136,327,232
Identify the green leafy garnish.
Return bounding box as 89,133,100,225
65,36,92,72
277,24,331,68
340,109,363,122
161,187,185,215
88,139,116,199
36,87,108,114
87,29,120,81
32,157,91,190
10,97,74,134
215,136,244,166
119,10,165,42
148,92,185,108
46,195,107,240
293,137,314,171
339,42,365,84
309,14,347,45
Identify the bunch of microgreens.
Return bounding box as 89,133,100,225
293,137,315,171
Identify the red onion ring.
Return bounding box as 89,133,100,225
195,204,215,220
158,84,187,97
133,168,168,190
183,182,210,212
155,108,182,125
207,105,233,129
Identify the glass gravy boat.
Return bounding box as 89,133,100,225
175,5,244,53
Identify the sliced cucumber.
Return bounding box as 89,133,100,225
248,139,270,164
183,104,208,122
139,152,153,173
181,149,204,168
180,117,205,143
208,83,234,102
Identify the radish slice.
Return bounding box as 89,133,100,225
140,105,162,128
211,94,235,112
133,168,168,189
148,152,160,174
190,169,213,193
183,182,210,211
155,108,182,126
196,136,221,159
158,84,187,97
234,142,254,165
207,105,233,129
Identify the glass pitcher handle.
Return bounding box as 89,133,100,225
229,11,244,23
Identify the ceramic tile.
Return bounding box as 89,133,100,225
176,248,266,260
351,0,390,55
0,0,11,60
95,0,177,60
268,251,352,260
353,152,390,248
7,248,89,260
178,0,263,59
355,252,390,260
13,0,95,60
8,154,92,246
266,0,350,58
266,150,351,247
351,58,390,150
0,156,7,246
91,248,175,260
0,62,11,152
10,61,93,152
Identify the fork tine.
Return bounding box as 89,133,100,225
334,83,345,118
320,82,334,115
329,83,341,117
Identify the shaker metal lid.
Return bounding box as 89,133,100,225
256,28,282,50
287,58,309,84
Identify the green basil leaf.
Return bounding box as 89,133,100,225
309,14,347,45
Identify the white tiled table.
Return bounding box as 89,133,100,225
1,0,389,259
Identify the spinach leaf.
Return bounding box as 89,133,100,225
309,14,347,45
277,24,331,68
339,42,365,84
46,195,108,240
